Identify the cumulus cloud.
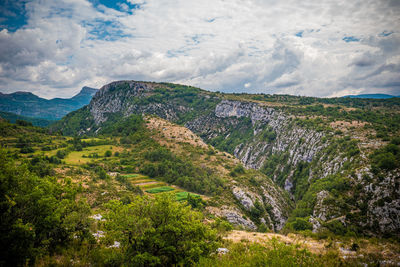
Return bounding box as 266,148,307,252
0,0,399,98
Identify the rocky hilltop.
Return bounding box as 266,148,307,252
53,81,400,237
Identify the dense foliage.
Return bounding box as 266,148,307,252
104,195,218,266
370,140,400,173
210,117,254,154
141,146,226,195
0,149,91,266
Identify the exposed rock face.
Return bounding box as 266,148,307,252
313,190,330,221
224,210,257,230
208,206,257,230
90,81,154,124
260,184,288,231
232,187,255,210
215,100,278,125
309,217,322,233
230,181,290,231
213,100,325,168
357,169,400,234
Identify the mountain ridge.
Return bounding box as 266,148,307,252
0,86,98,120
343,93,399,99
0,111,53,127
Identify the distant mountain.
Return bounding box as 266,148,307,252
343,93,399,99
0,111,54,127
0,86,98,120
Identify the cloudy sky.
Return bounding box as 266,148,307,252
0,0,399,98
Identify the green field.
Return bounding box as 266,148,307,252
145,186,175,194
121,174,139,178
44,145,121,165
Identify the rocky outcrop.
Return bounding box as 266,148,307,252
313,190,331,221
89,81,154,124
357,168,400,234
232,187,255,210
260,184,289,231
224,210,257,230
231,182,290,231
215,100,278,125
208,206,257,230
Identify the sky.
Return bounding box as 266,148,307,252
0,0,399,98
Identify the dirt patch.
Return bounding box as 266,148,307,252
145,116,209,149
330,120,367,130
225,230,326,254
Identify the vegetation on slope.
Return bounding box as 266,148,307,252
1,108,400,265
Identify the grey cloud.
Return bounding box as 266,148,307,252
0,0,399,98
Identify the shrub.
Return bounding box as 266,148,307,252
104,150,112,157
104,195,218,266
56,149,68,159
287,217,313,231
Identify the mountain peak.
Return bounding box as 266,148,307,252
71,86,98,100
80,86,98,94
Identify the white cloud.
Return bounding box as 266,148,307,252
0,0,399,98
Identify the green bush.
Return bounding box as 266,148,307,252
56,149,68,159
287,217,313,231
370,143,400,172
104,150,112,157
104,194,218,266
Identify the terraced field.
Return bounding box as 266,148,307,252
121,174,200,201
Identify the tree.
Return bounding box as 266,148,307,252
287,217,313,231
104,194,218,266
56,149,68,159
104,150,112,157
0,149,90,266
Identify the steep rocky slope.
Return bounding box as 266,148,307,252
52,81,400,237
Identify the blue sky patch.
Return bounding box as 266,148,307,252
343,36,360,42
379,31,393,37
84,19,132,41
90,0,142,14
295,31,303,37
0,0,28,31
